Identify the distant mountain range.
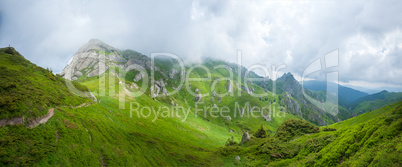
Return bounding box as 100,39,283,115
342,84,402,94
302,80,369,106
302,80,402,119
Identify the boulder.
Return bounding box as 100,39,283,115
263,115,271,122
195,93,202,102
134,72,145,82
169,69,178,79
240,131,250,144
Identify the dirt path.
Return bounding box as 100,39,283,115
27,108,55,128
0,102,93,128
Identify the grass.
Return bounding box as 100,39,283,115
0,48,299,166
2,47,400,166
217,101,401,166
0,47,90,119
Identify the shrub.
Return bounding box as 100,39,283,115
274,119,319,141
253,124,268,138
225,136,238,146
4,47,14,54
323,127,337,131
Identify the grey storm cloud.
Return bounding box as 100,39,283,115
0,0,401,90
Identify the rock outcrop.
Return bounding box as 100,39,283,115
240,131,250,144
281,92,302,117
61,39,164,81
169,69,178,79
195,93,202,102
150,79,168,98
227,80,232,92
0,116,24,127
276,72,339,126
263,115,271,122
60,39,126,80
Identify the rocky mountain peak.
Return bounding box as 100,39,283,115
60,39,126,80
76,39,117,54
277,72,294,81
60,39,160,82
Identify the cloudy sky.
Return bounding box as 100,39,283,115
1,0,401,92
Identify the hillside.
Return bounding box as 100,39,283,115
0,47,231,166
256,73,340,125
1,40,400,166
0,47,92,119
0,44,300,165
218,101,402,166
62,39,335,126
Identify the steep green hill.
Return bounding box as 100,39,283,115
258,73,339,125
0,46,298,166
0,47,91,119
0,47,230,166
218,101,402,166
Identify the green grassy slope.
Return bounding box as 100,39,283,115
0,47,299,166
218,101,402,166
0,48,228,166
0,47,91,119
4,46,398,166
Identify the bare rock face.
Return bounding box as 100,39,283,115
241,85,254,95
0,117,24,127
240,131,250,144
227,80,232,92
60,39,126,80
150,79,168,98
134,72,146,82
61,39,169,82
124,56,153,71
281,92,302,117
240,107,244,115
169,69,178,79
195,93,202,102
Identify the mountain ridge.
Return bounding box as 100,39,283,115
62,39,340,125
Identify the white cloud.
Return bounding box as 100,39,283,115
0,0,401,90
